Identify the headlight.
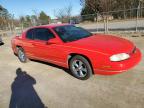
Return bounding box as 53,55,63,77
110,53,130,61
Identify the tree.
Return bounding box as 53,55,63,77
31,15,38,26
80,0,101,21
0,5,12,30
32,10,40,26
25,15,32,27
19,15,31,28
80,0,142,21
80,0,99,14
19,16,24,29
39,11,50,25
18,11,50,28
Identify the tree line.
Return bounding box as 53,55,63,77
0,5,14,30
0,1,144,30
0,4,50,30
19,11,50,29
80,0,144,21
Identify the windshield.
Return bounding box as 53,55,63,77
53,25,92,42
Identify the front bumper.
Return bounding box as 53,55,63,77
94,48,142,75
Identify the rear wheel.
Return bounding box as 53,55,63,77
69,55,93,80
17,47,28,63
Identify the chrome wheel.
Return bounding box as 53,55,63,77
72,60,88,78
18,49,26,62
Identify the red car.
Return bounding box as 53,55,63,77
11,24,141,80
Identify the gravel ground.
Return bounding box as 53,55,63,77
0,35,144,108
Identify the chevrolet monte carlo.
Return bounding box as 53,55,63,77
11,24,141,80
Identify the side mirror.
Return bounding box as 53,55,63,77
46,38,59,45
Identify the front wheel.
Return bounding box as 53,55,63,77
69,55,93,80
17,47,28,63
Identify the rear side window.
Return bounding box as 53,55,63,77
34,28,55,41
26,29,34,40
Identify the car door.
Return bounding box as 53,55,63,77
32,28,61,62
32,28,68,66
23,29,36,58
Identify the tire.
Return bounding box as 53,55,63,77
69,55,93,80
17,47,28,63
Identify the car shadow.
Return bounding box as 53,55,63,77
9,68,48,108
0,42,4,46
31,59,73,76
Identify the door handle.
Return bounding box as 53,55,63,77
32,43,36,46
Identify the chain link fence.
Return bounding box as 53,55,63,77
0,7,144,37
70,7,144,33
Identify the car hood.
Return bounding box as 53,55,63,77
67,34,135,55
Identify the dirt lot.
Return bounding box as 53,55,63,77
0,35,144,108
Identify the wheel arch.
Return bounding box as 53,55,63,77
67,53,94,74
16,45,22,51
16,45,22,48
14,45,24,55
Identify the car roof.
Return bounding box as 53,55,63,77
24,24,73,33
30,23,71,29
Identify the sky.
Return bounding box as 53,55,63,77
0,0,82,19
